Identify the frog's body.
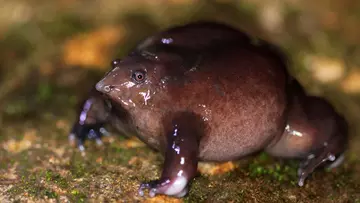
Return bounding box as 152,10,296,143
69,22,348,197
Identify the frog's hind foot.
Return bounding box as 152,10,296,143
297,138,346,187
326,153,345,169
297,151,337,186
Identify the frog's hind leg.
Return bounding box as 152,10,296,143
266,123,347,187
265,96,348,187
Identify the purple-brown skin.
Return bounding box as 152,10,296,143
69,22,348,198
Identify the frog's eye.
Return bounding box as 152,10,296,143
132,70,146,83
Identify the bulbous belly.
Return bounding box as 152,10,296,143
197,92,287,161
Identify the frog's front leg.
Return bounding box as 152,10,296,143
138,112,203,198
69,59,124,151
69,89,111,151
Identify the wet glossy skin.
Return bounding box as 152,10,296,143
69,22,348,198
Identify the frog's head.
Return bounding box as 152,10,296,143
95,55,178,110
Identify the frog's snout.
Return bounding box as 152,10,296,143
96,79,112,94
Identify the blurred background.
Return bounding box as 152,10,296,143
0,0,359,202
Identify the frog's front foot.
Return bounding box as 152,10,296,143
137,112,202,198
69,122,109,152
138,177,188,198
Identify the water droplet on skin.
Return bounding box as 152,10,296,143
180,157,185,165
124,81,136,88
189,66,197,72
79,99,93,125
120,99,129,106
285,124,303,137
161,38,173,44
128,99,136,107
198,104,211,121
139,90,151,105
328,154,336,161
177,170,184,177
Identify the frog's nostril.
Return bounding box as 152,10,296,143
104,85,111,93
95,80,112,93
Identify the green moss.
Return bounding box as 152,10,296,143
214,189,245,202
184,176,211,203
70,162,87,178
112,147,135,164
8,173,59,200
44,189,58,199
36,82,53,102
44,170,69,189
70,189,87,203
248,154,298,184
3,100,29,116
258,152,270,161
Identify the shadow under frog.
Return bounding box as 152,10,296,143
69,21,348,197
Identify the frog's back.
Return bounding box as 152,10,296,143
135,21,252,51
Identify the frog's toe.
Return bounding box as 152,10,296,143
69,123,108,151
297,151,337,187
326,153,345,169
69,133,76,146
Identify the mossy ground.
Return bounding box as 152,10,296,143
1,113,359,202
1,1,360,202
